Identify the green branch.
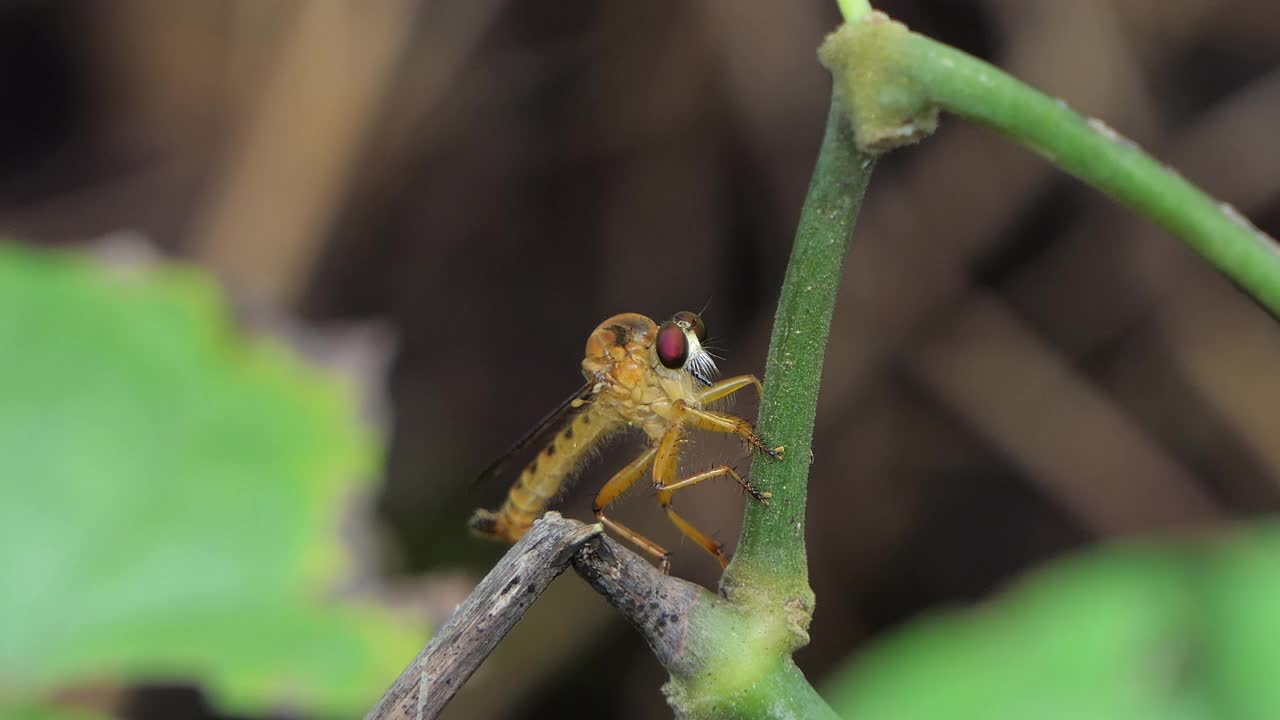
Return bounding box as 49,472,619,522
664,27,875,719
722,97,875,622
666,2,1280,716
835,0,872,22
820,12,1280,316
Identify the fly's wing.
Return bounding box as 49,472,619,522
473,378,599,488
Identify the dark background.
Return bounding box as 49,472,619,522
3,1,1279,718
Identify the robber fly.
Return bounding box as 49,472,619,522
469,310,783,572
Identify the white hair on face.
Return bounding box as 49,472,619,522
684,332,719,386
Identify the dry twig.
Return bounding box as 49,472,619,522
366,514,600,720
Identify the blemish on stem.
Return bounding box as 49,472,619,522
1086,117,1138,152
1220,202,1278,247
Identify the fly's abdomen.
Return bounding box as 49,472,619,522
470,408,616,542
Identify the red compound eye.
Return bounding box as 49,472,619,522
672,310,706,342
656,321,689,369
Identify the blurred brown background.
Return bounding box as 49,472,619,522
2,1,1279,718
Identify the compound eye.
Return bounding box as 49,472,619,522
656,321,689,369
672,311,706,342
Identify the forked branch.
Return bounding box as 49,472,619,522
367,514,719,720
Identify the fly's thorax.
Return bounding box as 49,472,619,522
582,312,659,401
598,390,672,442
584,315,652,392
584,313,657,366
593,357,701,441
654,361,700,406
589,363,662,418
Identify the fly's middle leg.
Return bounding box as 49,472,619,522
651,426,770,569
675,401,784,459
591,446,673,572
661,466,772,504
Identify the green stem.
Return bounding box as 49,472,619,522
668,16,875,716
666,636,843,720
722,97,875,618
835,0,872,22
822,14,1280,316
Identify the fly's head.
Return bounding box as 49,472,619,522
655,310,718,387
581,311,719,400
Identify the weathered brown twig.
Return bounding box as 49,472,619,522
365,513,600,720
570,526,708,676
366,512,719,719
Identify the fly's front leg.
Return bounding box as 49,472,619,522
591,446,672,572
696,374,763,405
677,401,784,459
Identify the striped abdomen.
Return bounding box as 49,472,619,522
470,407,617,542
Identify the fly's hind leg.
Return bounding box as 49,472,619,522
591,446,673,572
651,426,771,569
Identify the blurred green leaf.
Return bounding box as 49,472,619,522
0,242,422,716
823,523,1280,720
0,704,109,720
